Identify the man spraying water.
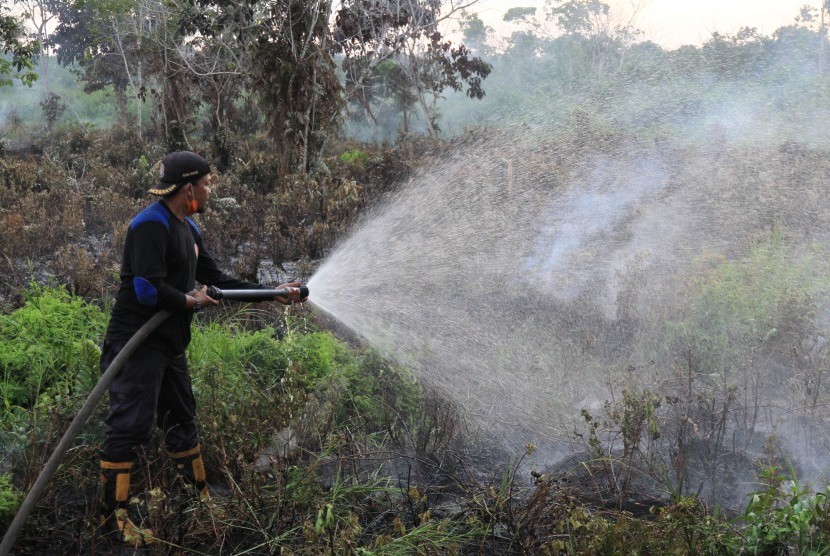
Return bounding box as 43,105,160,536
97,151,307,546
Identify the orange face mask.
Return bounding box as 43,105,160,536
187,187,199,214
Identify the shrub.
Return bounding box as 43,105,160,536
342,349,422,438
187,321,373,464
187,315,426,471
282,331,355,385
188,322,297,463
0,284,105,409
339,148,368,165
0,473,21,524
669,233,828,378
742,465,830,554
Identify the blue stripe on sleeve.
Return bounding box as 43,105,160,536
133,277,158,306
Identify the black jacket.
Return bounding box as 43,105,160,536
105,201,263,354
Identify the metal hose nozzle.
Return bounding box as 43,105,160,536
206,285,309,301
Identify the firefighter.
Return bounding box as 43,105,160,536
98,151,305,545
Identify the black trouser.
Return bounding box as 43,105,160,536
100,340,199,461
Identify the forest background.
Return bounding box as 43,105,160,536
4,0,830,553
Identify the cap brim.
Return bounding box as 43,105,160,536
148,183,179,196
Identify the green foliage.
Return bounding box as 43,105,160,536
191,322,356,393
189,322,285,386
436,7,830,145
460,12,489,46
0,284,105,409
667,233,830,379
743,465,830,554
188,322,295,459
0,59,116,137
503,7,537,22
0,473,21,523
282,330,355,385
326,347,422,438
653,497,738,555
182,317,454,551
39,92,67,131
0,7,38,88
546,0,610,37
340,148,369,165
187,319,418,462
613,388,661,456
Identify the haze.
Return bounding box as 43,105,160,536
472,0,815,48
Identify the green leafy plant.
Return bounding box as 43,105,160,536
653,496,738,555
742,464,830,555
0,284,104,409
188,321,302,463
0,472,21,524
340,148,369,165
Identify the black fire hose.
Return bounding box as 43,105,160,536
0,285,308,555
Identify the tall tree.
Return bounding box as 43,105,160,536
792,2,830,73
0,5,38,87
50,0,217,149
544,0,641,79
335,0,490,138
50,0,158,140
399,32,491,136
49,0,490,179
14,0,56,82
458,10,491,56
247,0,342,175
178,0,343,176
701,27,768,81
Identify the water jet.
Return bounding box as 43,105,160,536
302,126,830,508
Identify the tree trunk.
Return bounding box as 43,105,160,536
163,59,189,152
210,112,231,171
415,86,437,137
163,85,188,152
274,104,290,179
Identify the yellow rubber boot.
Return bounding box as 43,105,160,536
109,508,156,546
170,444,210,501
99,460,155,546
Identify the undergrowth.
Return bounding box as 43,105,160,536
2,285,830,554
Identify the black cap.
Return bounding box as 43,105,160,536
148,151,211,196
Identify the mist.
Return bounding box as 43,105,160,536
314,10,830,509
4,0,830,513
